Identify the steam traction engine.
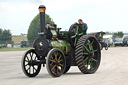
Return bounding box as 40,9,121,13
21,5,101,77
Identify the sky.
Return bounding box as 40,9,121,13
0,0,128,35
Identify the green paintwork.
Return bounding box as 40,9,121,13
71,25,83,46
60,31,69,41
51,40,71,55
83,39,98,70
50,29,57,38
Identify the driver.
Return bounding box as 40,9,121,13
78,19,88,35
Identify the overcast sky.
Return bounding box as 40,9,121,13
0,0,128,35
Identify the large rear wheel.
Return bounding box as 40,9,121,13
75,35,101,74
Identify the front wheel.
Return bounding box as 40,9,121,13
21,49,41,77
46,48,66,77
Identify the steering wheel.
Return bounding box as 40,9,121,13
68,23,84,47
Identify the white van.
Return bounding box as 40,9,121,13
103,35,113,46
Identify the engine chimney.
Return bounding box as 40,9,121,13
38,5,46,36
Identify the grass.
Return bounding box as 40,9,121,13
0,47,33,52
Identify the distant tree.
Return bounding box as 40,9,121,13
113,31,124,38
27,14,54,42
0,28,3,43
106,31,112,34
2,29,12,43
0,28,12,44
118,31,124,37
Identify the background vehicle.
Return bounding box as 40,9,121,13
0,44,6,48
88,32,108,50
103,38,111,47
103,35,113,46
21,40,29,48
122,38,128,46
114,38,123,47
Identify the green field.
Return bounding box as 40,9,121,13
0,47,32,52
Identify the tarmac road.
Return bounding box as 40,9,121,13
0,47,128,85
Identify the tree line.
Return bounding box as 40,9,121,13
0,28,12,44
106,31,124,38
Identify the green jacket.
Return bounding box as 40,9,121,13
80,23,88,34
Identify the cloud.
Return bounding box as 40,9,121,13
43,0,74,11
0,0,128,35
0,2,39,35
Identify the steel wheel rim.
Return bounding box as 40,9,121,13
47,49,65,77
82,38,99,71
69,24,83,47
22,49,41,77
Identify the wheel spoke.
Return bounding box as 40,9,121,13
88,59,91,66
33,66,37,71
50,59,56,63
93,49,97,52
50,63,53,66
29,53,33,60
27,66,31,71
83,57,88,63
83,53,89,55
76,26,79,33
59,59,63,62
73,28,76,34
25,64,28,66
26,56,30,61
34,56,37,60
27,66,31,73
54,52,58,60
29,66,31,74
51,55,54,59
32,66,34,73
87,58,97,70
90,63,93,69
30,52,33,57
56,66,61,74
91,58,97,62
51,65,56,71
51,65,56,73
25,60,29,62
89,41,94,50
79,33,83,36
59,63,63,67
71,35,76,38
84,45,89,52
74,38,77,46
58,55,62,61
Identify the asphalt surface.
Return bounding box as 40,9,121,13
0,47,128,85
